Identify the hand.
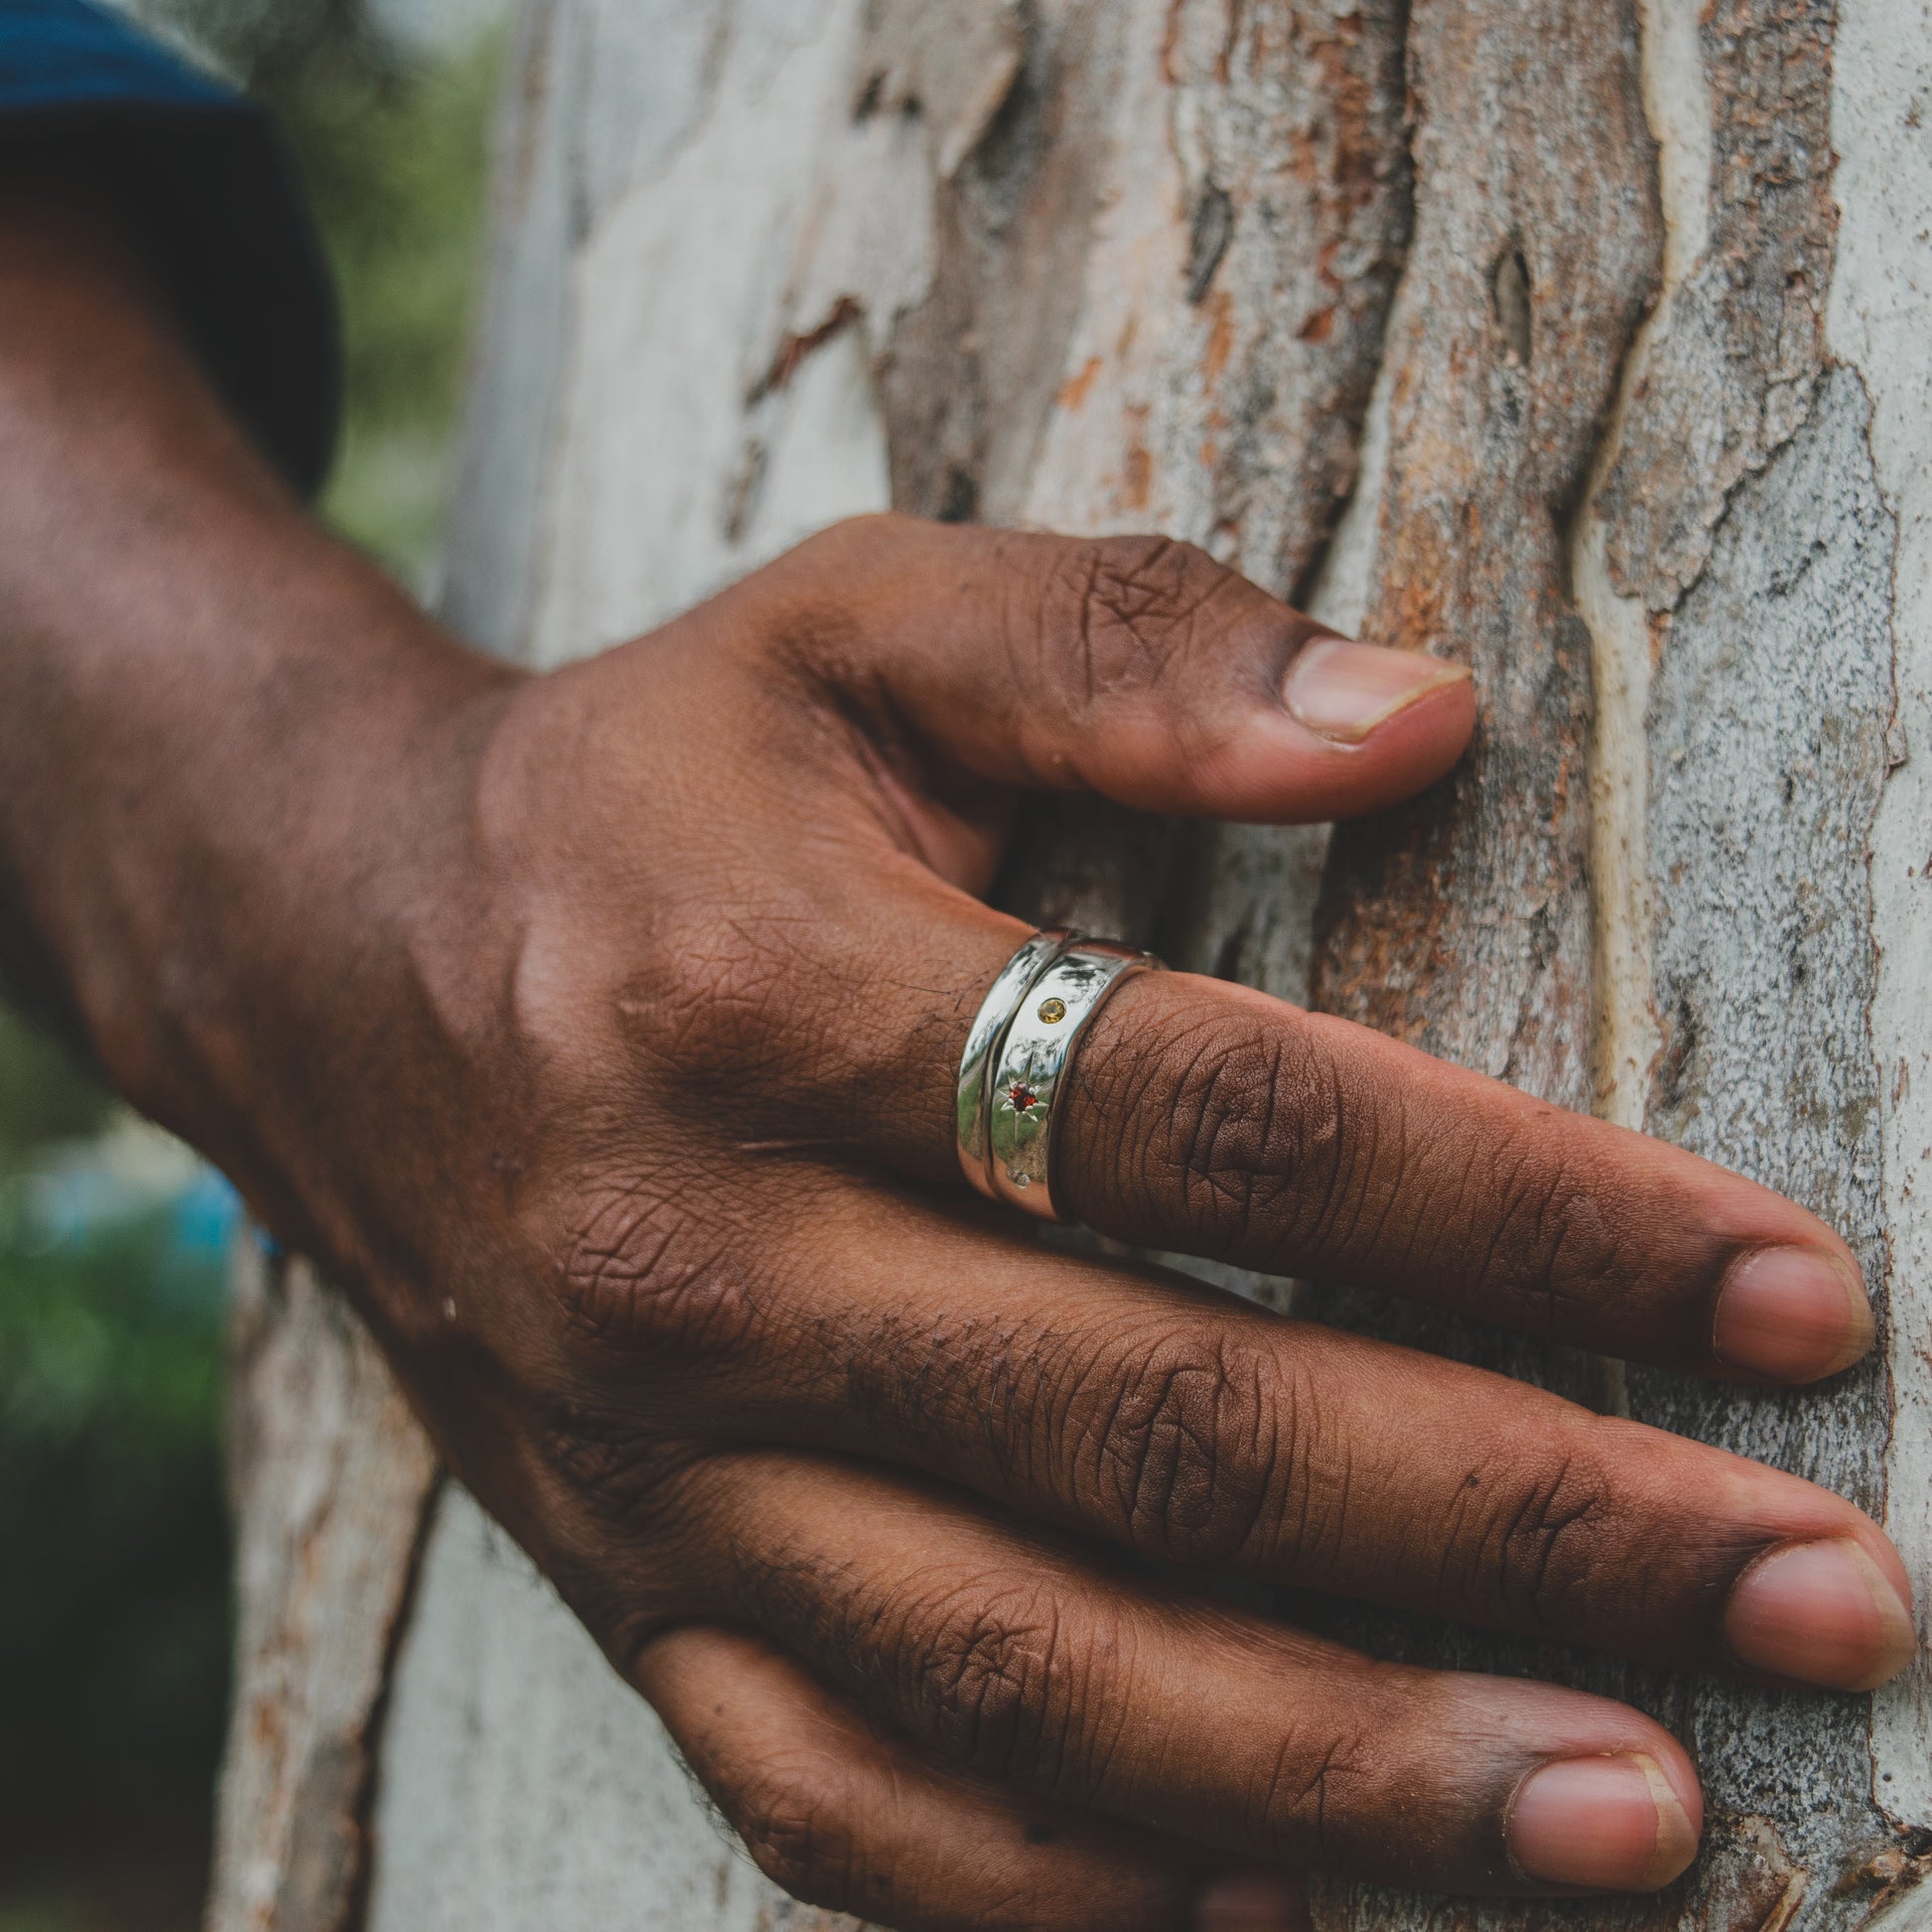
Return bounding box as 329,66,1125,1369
242,517,1911,1925
2,200,1912,1932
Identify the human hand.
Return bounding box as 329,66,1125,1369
0,206,1907,1932
213,516,1908,1931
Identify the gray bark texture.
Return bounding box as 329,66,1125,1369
206,1,1932,1928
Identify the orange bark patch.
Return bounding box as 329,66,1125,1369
1058,355,1104,411
1201,289,1236,382
1121,404,1153,510
759,297,861,399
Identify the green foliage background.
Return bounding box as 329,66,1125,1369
0,5,500,1926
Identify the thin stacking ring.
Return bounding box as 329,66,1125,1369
956,931,1165,1222
955,928,1070,1187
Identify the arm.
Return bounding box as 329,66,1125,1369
0,187,510,1252
0,188,1911,1932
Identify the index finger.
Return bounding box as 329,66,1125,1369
1057,970,1871,1384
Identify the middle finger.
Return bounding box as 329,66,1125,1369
595,1175,1914,1695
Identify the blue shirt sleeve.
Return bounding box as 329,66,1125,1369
0,0,340,493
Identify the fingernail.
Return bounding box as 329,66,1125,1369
1713,1246,1873,1383
1192,1871,1311,1931
1725,1539,1918,1691
1283,638,1470,745
1509,1753,1699,1891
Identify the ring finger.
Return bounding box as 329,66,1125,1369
651,1446,1705,1896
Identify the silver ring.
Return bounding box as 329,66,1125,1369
979,938,1164,1222
955,929,1070,1189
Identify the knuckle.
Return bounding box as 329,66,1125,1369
1145,1014,1347,1251
1489,1138,1630,1327
790,509,907,572
754,510,902,611
909,1578,1096,1793
1044,535,1236,712
1074,1326,1279,1566
534,1396,711,1561
538,1393,665,1524
503,871,820,1137
1455,1448,1611,1629
1258,1714,1380,1861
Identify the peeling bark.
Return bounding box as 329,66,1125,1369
1312,0,1659,1106
1597,0,1839,612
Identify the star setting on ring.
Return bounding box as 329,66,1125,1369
1008,1082,1039,1112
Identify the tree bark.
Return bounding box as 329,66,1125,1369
207,1,1932,1928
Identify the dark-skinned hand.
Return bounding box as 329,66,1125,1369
0,187,1912,1932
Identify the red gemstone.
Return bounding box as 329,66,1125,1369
1009,1082,1038,1112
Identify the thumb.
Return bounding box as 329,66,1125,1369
752,512,1474,824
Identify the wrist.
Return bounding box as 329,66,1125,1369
82,631,522,1262
0,183,532,1268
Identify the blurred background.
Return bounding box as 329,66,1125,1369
0,2,506,1924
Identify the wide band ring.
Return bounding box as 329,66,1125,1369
956,933,1165,1222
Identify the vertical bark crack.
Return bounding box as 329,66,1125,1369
1571,0,1714,1144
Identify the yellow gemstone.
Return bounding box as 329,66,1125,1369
1037,997,1067,1024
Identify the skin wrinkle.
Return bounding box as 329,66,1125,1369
546,1416,679,1540
1495,1454,1605,1630
1440,1467,1484,1599
1142,1351,1225,1548
549,1186,725,1350
1403,1110,1514,1316
1177,1036,1253,1224
1488,1460,1567,1627
1322,1412,1357,1578
1067,546,1106,716
1470,1469,1539,1618
1281,1351,1328,1578
1263,1725,1358,1863
1470,1135,1545,1324
1084,1613,1162,1812
736,1758,852,1903
1152,1014,1278,1228
1324,1037,1383,1256
1281,1034,1356,1255
1354,1071,1410,1262
913,1580,1072,1785
1515,1149,1587,1339
1079,1338,1153,1533
1081,538,1186,697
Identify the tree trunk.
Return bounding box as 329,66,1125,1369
207,1,1932,1928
